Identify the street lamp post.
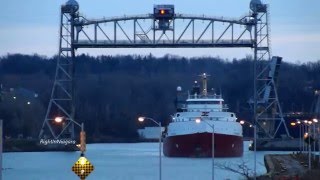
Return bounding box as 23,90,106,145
312,118,318,160
240,120,256,180
54,117,86,155
138,117,162,180
253,124,256,180
318,122,320,164
308,123,311,170
308,124,311,170
303,120,308,153
292,120,302,152
0,120,3,180
303,120,313,170
313,123,316,157
296,120,302,152
317,120,320,164
195,118,214,180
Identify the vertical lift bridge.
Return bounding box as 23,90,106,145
39,0,290,140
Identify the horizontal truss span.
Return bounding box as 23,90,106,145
74,40,253,48
80,14,253,26
75,13,254,49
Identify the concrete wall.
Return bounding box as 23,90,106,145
138,127,165,139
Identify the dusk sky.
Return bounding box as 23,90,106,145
0,0,319,63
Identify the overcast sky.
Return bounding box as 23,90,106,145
0,0,319,63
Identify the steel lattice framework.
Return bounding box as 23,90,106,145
39,3,78,139
73,14,254,48
39,0,290,139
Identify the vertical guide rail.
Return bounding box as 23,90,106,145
39,3,79,139
70,9,76,139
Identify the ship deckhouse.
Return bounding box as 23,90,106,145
173,73,237,122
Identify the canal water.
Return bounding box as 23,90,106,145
4,141,288,180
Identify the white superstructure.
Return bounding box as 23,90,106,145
166,73,242,138
164,73,244,157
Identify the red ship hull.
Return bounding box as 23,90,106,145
163,133,243,157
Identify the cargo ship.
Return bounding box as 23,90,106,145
163,73,243,157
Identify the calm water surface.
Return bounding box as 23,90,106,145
4,141,289,180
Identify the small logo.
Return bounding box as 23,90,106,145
201,112,209,116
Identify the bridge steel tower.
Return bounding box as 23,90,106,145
250,0,290,138
39,1,79,139
39,0,290,139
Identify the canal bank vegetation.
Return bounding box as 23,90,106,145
0,54,319,144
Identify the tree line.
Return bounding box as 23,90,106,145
0,54,319,140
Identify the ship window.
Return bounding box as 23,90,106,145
177,114,180,117
231,114,234,117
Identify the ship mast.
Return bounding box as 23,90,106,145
200,73,210,96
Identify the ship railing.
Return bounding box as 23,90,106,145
188,94,222,99
184,106,229,112
173,116,235,122
199,117,234,122
180,104,228,108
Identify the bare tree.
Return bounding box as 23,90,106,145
215,160,253,179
